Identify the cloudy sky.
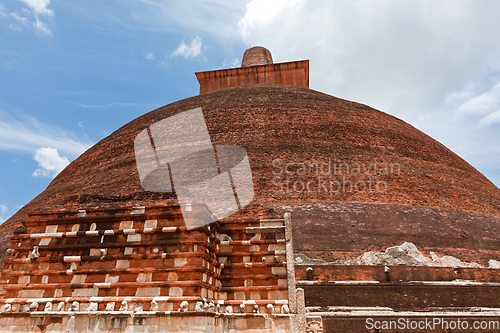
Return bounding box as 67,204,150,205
1,0,499,224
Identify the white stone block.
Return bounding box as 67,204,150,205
123,229,136,235
71,275,87,283
169,287,183,296
250,291,261,300
18,289,44,298
45,225,58,233
131,206,145,215
144,220,157,229
18,276,30,284
105,274,119,283
38,263,50,271
39,238,52,246
268,243,285,251
116,260,130,269
270,290,287,300
137,273,152,283
249,245,260,252
136,287,161,297
119,221,133,230
174,258,187,267
234,291,246,300
94,283,111,288
127,234,141,242
167,272,178,281
72,288,99,297
272,267,287,275
63,256,81,262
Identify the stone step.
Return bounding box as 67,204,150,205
296,264,500,283
300,282,500,310
221,239,285,245
3,280,218,292
312,310,500,333
0,295,218,313
220,278,286,288
221,285,287,292
5,251,218,266
245,226,285,234
4,266,214,277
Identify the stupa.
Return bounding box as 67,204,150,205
0,46,500,332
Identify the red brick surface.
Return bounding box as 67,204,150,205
303,283,500,309
195,60,309,94
1,84,499,263
241,46,273,67
296,265,500,283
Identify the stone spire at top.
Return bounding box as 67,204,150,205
241,46,273,67
195,46,308,94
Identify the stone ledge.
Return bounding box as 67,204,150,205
4,266,216,277
246,226,285,234
3,280,219,291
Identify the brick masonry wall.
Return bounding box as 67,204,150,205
303,283,500,309
195,61,309,94
296,265,500,283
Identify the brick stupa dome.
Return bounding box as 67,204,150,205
1,70,500,264
2,47,500,333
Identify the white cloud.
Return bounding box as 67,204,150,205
20,0,53,16
32,147,69,178
456,81,500,116
479,110,500,127
136,0,246,39
172,36,202,59
9,0,54,35
0,204,8,224
0,110,91,157
33,18,51,35
237,0,500,187
219,58,240,69
142,52,168,67
238,0,500,117
10,12,29,25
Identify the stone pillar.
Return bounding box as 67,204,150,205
296,288,306,333
284,213,297,314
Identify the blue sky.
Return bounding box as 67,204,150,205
1,0,500,224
